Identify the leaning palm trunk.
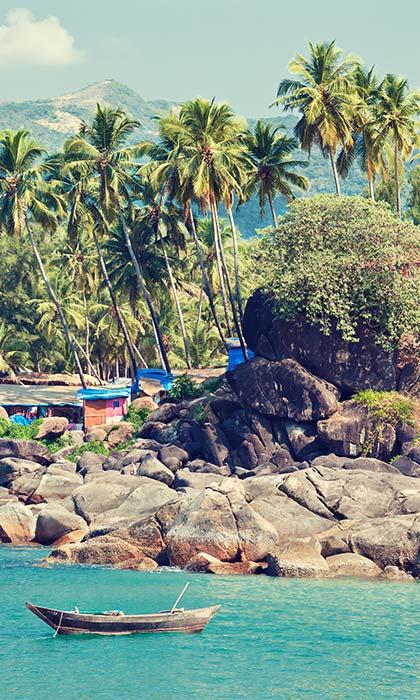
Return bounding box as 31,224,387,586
267,192,278,228
329,148,341,194
394,141,402,218
91,229,139,378
157,222,192,369
211,202,248,360
209,201,233,336
25,215,87,389
119,212,172,374
187,208,226,347
226,202,243,320
82,292,94,375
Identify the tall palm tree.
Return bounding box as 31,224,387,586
0,322,30,378
140,128,227,346
64,105,172,373
132,177,193,368
161,98,248,355
0,129,87,387
337,66,385,200
245,120,309,226
374,74,420,217
274,40,359,194
60,168,141,376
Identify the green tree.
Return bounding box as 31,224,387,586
0,129,86,386
275,40,359,194
258,195,420,348
64,105,171,373
245,120,309,226
406,165,420,224
375,74,420,217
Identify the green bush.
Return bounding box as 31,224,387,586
196,376,222,396
354,389,416,427
168,374,200,401
67,441,110,463
125,404,150,434
259,195,420,348
0,417,66,452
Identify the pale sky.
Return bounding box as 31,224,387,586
0,0,418,116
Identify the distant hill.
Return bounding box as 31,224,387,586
0,79,367,237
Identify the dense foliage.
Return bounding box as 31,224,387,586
0,41,417,380
259,195,420,347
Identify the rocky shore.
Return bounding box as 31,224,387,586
0,291,419,581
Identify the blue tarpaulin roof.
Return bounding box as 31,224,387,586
77,387,131,401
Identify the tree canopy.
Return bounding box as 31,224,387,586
258,195,420,347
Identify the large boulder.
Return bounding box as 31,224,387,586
0,502,36,543
107,422,133,448
46,535,146,567
173,469,221,490
166,480,278,567
279,466,420,521
134,455,174,486
68,473,141,524
228,357,339,421
266,537,329,578
35,417,68,440
243,289,397,394
317,400,396,460
131,396,158,413
29,469,83,503
320,514,420,572
0,457,45,487
326,553,381,577
34,504,88,545
0,439,52,466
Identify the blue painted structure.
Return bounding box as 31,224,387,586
77,388,131,401
226,338,254,372
133,369,174,393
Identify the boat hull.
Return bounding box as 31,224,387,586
25,602,220,635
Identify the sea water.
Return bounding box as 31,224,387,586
0,547,419,700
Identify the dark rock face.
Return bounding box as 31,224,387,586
242,289,397,394
228,357,339,421
317,400,396,460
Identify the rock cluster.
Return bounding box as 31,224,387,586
0,292,419,580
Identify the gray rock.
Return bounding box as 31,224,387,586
341,457,399,473
0,439,52,466
147,403,180,423
326,552,381,577
228,357,339,421
135,455,174,486
0,457,45,486
34,504,88,545
266,537,329,578
35,417,68,440
0,501,36,543
392,456,420,478
121,449,157,467
29,470,83,503
159,445,189,466
173,469,221,490
408,446,420,465
91,478,176,528
77,451,106,473
68,473,142,524
284,420,320,460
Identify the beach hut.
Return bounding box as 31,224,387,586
0,384,82,425
76,387,131,429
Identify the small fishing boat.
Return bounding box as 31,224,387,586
25,584,220,636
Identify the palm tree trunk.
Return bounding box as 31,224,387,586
82,292,94,375
188,207,226,347
118,211,172,374
394,141,402,218
329,148,341,195
91,229,138,378
268,191,278,228
227,202,243,320
368,176,375,201
211,201,248,360
209,201,233,336
25,215,87,389
157,223,192,369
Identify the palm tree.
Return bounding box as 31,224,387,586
336,66,385,200
64,105,172,373
0,129,87,387
161,98,248,355
374,74,420,217
274,40,359,194
245,120,309,226
140,128,227,346
132,177,193,368
60,168,141,376
0,322,30,377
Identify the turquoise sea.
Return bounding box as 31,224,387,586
1,547,419,700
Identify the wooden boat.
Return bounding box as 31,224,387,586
25,601,220,635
